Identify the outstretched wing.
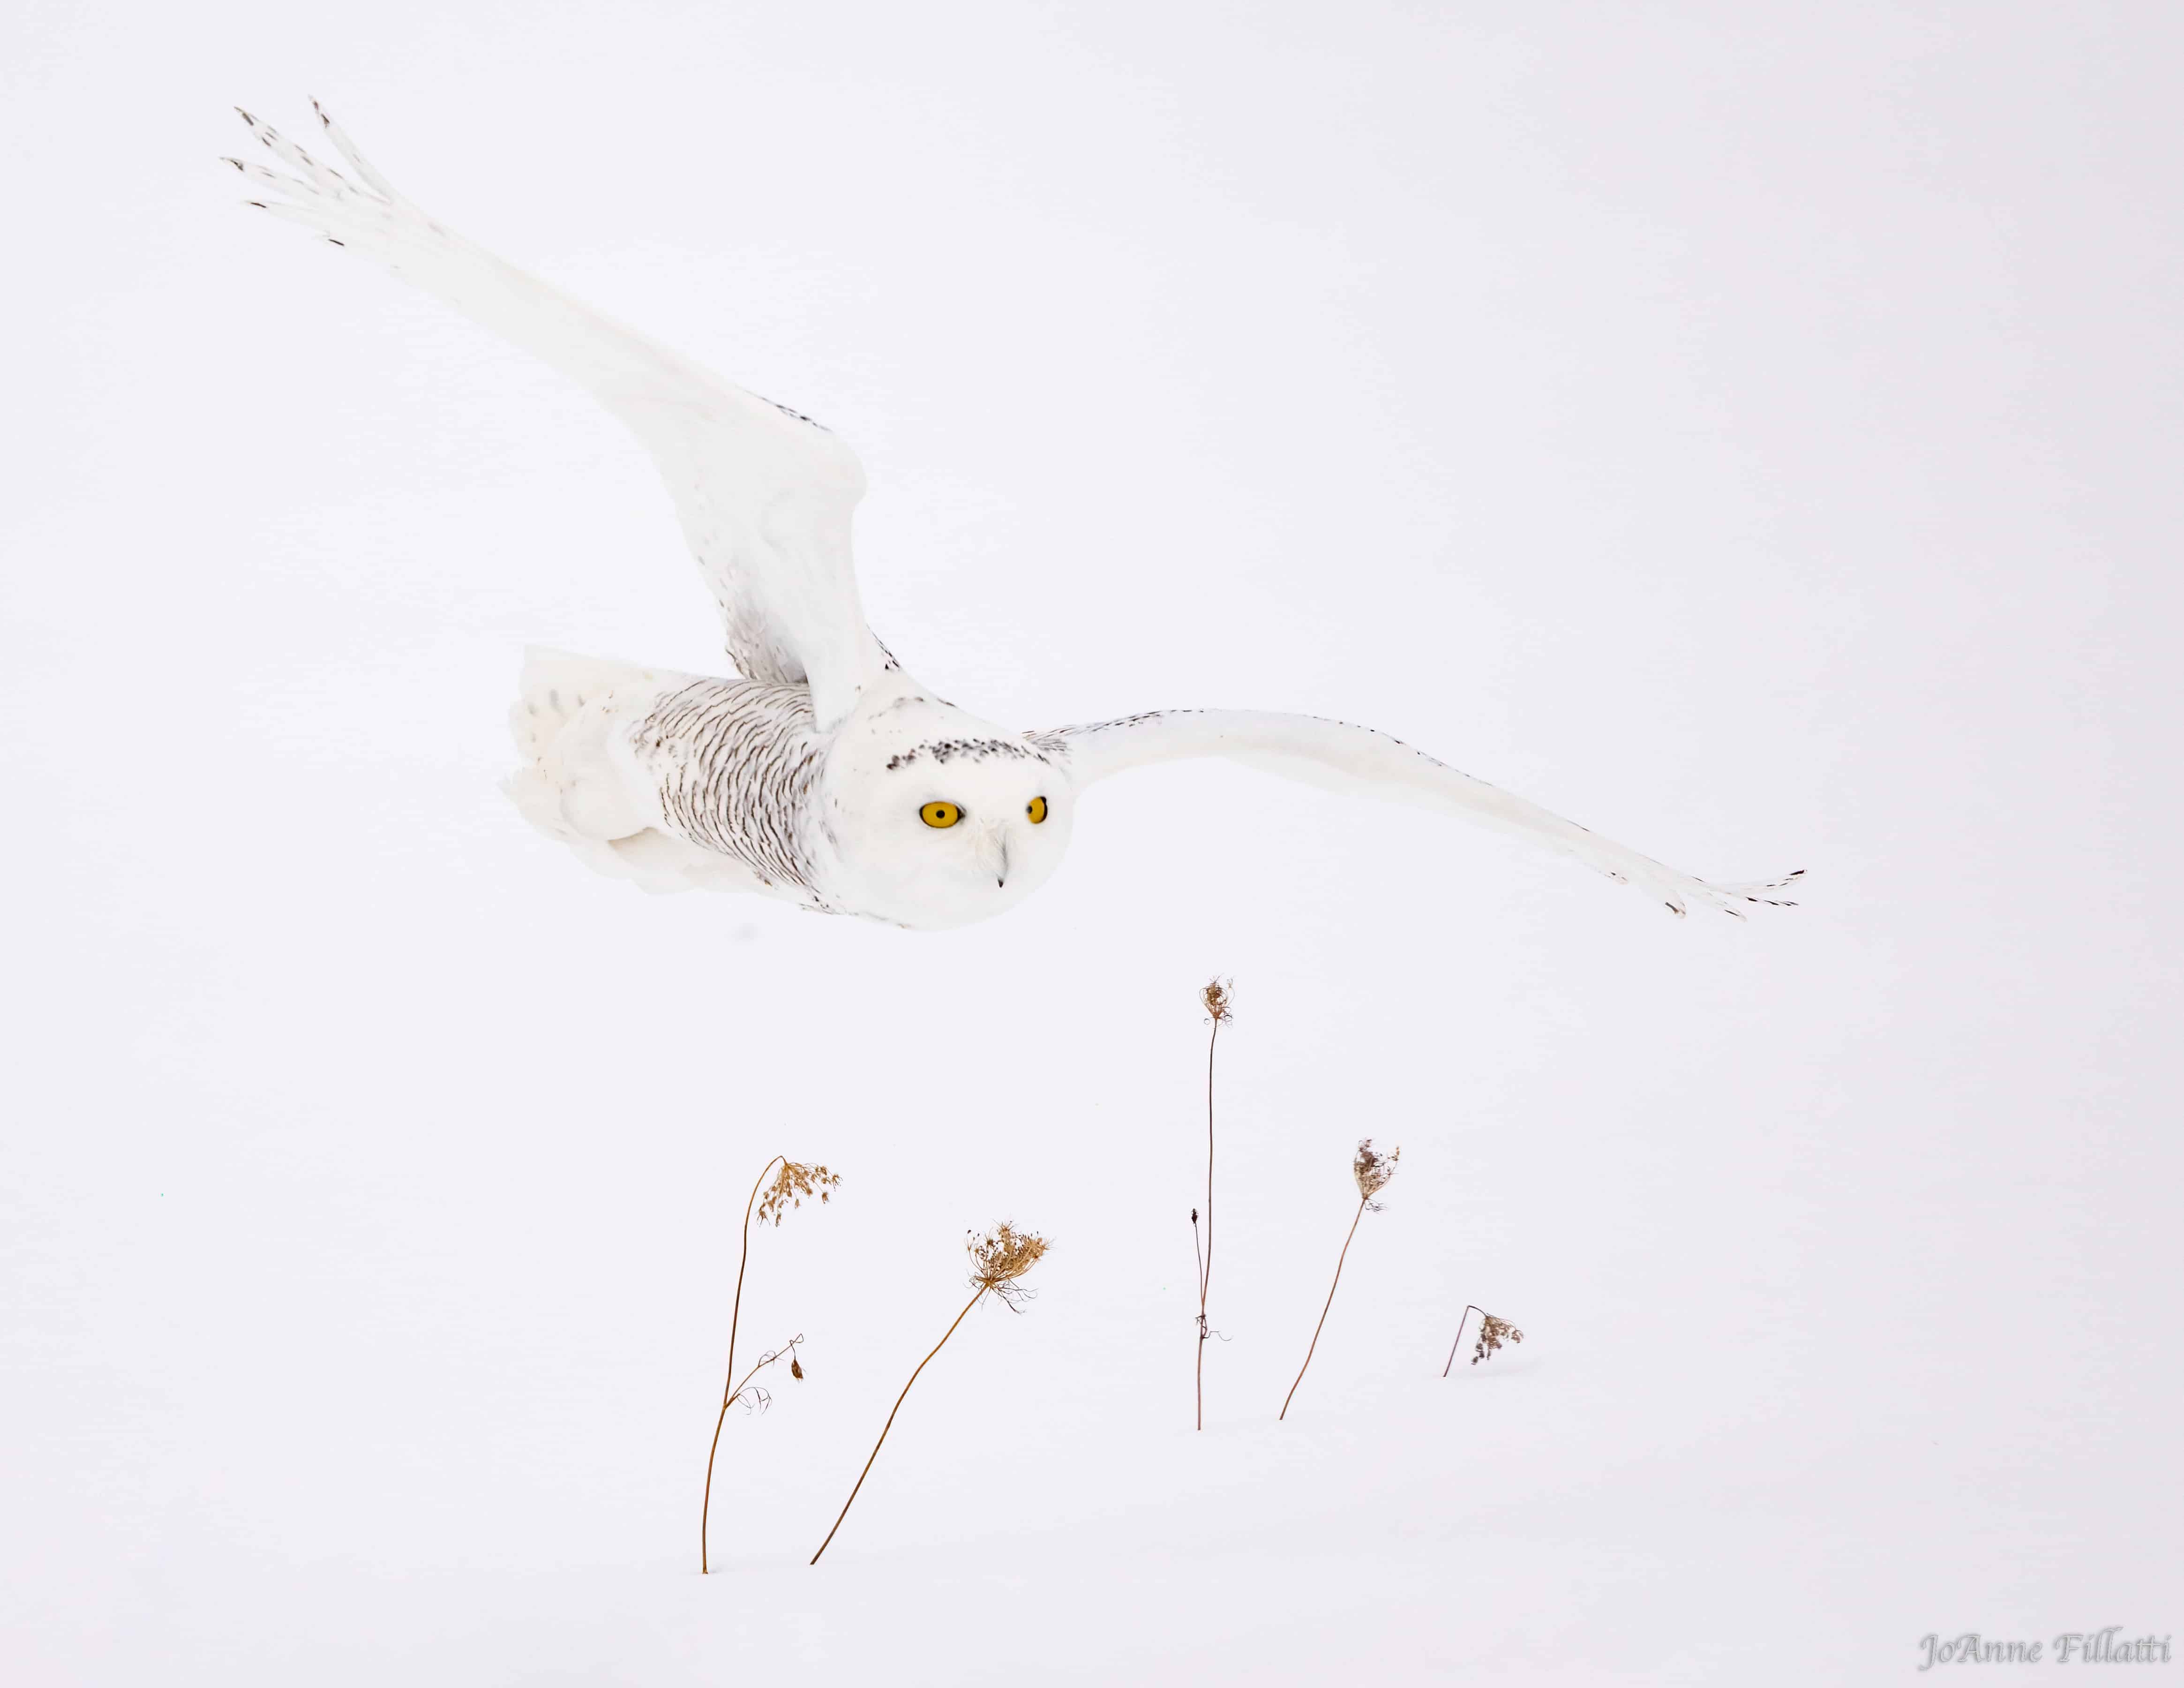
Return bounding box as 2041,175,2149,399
230,104,891,729
1032,709,1801,919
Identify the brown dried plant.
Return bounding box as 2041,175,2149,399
969,1221,1051,1308
1352,1139,1400,1207
701,1154,840,1574
756,1159,838,1227
1191,977,1233,1430
810,1223,1051,1565
1279,1138,1400,1422
1442,1306,1526,1377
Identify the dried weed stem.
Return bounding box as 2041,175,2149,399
1278,1139,1399,1422
809,1224,1048,1566
1442,1305,1525,1376
1193,978,1232,1430
702,1154,837,1574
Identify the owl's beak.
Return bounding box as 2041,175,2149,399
976,829,1011,888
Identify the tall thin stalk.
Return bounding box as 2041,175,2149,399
702,1155,780,1574
701,1153,836,1575
808,1285,985,1566
1279,1196,1366,1421
1193,979,1231,1429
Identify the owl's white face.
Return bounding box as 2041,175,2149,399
819,693,1074,930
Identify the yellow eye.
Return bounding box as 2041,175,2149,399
1026,795,1049,824
919,801,962,829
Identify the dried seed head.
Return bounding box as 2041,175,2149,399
1472,1313,1524,1366
1201,978,1233,1024
1353,1138,1401,1208
758,1160,841,1227
789,1354,804,1380
968,1221,1050,1308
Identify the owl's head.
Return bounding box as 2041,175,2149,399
820,691,1074,930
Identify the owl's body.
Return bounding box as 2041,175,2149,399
504,650,801,902
505,648,1073,927
234,106,1798,932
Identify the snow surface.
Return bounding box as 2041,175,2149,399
5,3,2180,1682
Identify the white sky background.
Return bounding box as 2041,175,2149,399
4,2,2178,1682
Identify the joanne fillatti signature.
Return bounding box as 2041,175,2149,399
1919,1630,2173,1669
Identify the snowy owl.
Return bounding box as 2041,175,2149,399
230,105,1799,933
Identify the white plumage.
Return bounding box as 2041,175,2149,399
232,104,1799,932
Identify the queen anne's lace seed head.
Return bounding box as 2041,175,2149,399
758,1160,841,1227
1352,1138,1400,1210
967,1222,1050,1309
1472,1313,1524,1366
1201,978,1234,1024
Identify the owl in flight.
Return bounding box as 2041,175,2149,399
231,105,1798,932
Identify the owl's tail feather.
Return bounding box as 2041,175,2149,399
505,648,747,894
506,647,667,767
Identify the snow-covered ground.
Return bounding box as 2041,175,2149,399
6,4,2178,1682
